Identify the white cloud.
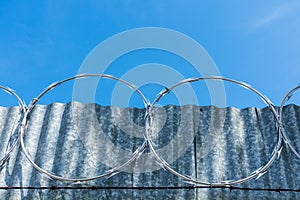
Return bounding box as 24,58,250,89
254,2,299,27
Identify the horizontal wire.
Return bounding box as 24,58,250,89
0,185,299,193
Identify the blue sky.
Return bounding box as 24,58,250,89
1,1,300,108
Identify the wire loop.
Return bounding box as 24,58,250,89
279,85,300,158
146,77,282,185
0,86,26,169
19,74,148,182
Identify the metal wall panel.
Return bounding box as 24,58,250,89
0,103,299,199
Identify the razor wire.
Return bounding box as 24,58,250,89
0,74,299,186
0,86,26,171
20,74,149,182
280,85,300,159
146,76,282,186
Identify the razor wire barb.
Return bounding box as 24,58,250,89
0,86,26,171
0,74,299,186
280,85,300,159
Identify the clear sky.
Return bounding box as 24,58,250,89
1,1,300,108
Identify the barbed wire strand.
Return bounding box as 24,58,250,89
0,185,299,193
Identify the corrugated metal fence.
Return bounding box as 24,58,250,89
1,103,300,199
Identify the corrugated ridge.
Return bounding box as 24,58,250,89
0,103,299,199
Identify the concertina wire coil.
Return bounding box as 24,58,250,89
0,74,299,186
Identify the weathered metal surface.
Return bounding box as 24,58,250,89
0,103,299,199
